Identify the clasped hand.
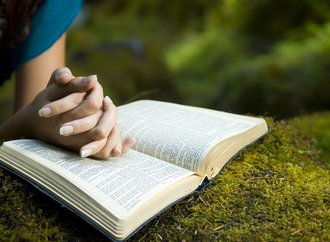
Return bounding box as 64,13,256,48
21,67,135,159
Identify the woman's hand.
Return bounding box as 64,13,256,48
39,67,103,122
38,67,135,158
78,96,136,159
2,67,134,159
38,67,104,136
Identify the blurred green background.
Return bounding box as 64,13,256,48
1,0,330,119
67,0,330,119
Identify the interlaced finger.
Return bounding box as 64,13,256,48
38,92,85,117
59,110,103,136
63,81,103,120
46,75,97,101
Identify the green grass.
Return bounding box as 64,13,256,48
0,116,329,241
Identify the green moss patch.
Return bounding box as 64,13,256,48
0,170,67,242
1,117,329,241
289,111,330,167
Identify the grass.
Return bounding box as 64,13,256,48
0,116,329,241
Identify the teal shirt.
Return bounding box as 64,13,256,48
0,0,83,83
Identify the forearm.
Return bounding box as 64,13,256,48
1,34,65,142
15,34,66,110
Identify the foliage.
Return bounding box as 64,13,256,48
0,78,14,124
66,0,330,117
211,23,330,117
1,116,329,241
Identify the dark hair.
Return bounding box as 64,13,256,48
0,0,42,48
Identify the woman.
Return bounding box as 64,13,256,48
0,0,134,158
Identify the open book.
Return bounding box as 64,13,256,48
0,100,268,241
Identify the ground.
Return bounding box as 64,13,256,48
0,113,329,242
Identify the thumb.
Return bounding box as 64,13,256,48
48,67,74,86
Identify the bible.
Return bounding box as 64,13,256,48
0,100,268,241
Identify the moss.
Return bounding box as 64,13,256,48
0,117,329,241
0,170,67,242
0,168,108,242
289,111,330,167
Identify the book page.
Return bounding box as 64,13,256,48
3,139,194,218
118,100,264,173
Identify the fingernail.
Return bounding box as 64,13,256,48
60,72,70,78
59,125,74,136
85,74,97,84
105,96,113,104
57,72,70,79
80,148,92,158
38,107,52,117
130,137,137,145
112,148,121,157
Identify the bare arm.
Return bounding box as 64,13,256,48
15,34,66,110
1,34,66,140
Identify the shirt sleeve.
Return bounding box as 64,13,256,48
11,0,83,70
